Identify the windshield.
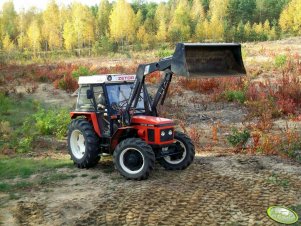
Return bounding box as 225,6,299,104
106,84,144,110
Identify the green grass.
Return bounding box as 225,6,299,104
39,173,77,185
266,173,290,188
0,94,38,128
0,157,75,193
0,157,72,180
290,205,301,226
224,90,246,104
0,173,76,193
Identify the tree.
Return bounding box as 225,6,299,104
226,0,256,26
2,33,15,51
279,0,301,35
1,1,17,39
208,0,229,40
96,0,111,38
244,21,252,40
134,10,143,33
263,19,271,36
63,20,76,50
71,3,95,49
191,0,206,34
196,18,210,40
42,0,61,50
109,0,135,44
27,20,41,54
168,0,191,42
156,20,167,42
256,0,289,23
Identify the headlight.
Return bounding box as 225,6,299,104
168,130,173,136
161,131,165,136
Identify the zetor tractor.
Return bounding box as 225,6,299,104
68,43,246,180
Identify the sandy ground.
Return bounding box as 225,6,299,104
0,155,300,225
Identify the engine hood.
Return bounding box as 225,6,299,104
131,116,174,127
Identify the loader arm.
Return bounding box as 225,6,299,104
124,43,246,125
124,57,173,123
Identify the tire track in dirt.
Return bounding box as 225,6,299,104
3,156,301,226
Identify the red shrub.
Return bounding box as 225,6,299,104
146,71,161,84
276,98,296,115
54,74,78,93
188,126,201,148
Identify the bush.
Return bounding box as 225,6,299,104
0,93,11,114
72,66,91,79
33,108,70,139
274,54,287,68
92,37,117,55
0,121,12,141
227,128,250,148
157,46,173,58
54,74,78,93
224,90,246,104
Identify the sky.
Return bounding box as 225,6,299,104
2,0,162,12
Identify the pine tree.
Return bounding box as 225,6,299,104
263,19,271,36
244,21,252,40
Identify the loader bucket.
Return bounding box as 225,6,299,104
171,43,246,77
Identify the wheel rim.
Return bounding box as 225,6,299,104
119,148,145,174
70,130,86,159
163,140,187,164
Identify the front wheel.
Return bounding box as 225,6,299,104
159,131,195,170
113,138,155,180
68,119,100,168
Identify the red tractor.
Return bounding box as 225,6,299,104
68,43,246,180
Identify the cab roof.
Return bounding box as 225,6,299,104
78,74,136,85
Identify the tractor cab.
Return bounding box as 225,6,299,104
71,74,175,146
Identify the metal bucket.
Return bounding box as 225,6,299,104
171,43,246,77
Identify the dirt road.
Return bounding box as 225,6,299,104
0,155,300,226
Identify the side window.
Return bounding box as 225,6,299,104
93,86,106,110
76,86,94,111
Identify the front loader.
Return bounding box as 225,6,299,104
68,43,246,180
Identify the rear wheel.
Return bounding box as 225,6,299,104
68,119,100,168
113,138,155,180
159,131,195,170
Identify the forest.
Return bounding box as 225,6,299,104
0,0,300,57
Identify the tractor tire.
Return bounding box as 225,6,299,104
68,119,100,168
113,138,155,180
159,131,195,170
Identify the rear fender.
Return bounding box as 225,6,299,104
70,112,101,137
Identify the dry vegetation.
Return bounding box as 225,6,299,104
0,38,301,225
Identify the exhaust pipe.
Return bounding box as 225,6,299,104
171,43,246,77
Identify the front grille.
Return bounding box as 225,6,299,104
147,129,155,142
160,129,173,142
